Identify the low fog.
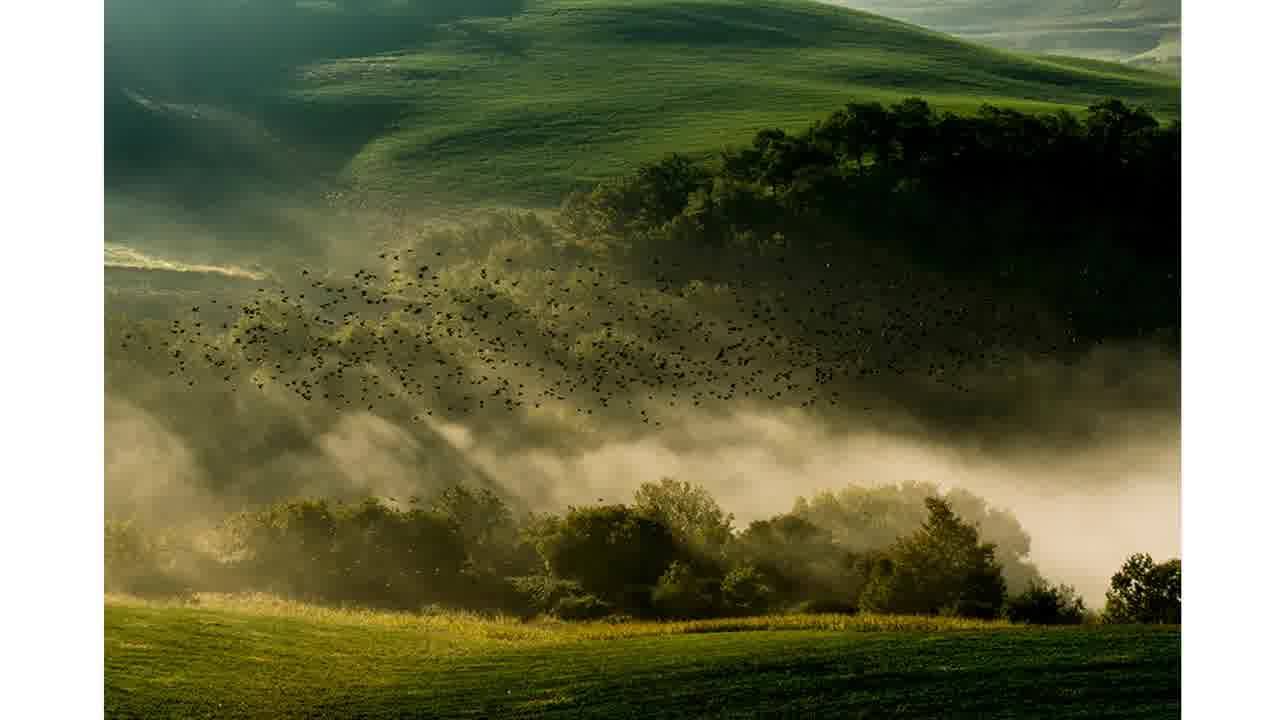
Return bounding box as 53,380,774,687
108,392,1176,606
105,191,1179,607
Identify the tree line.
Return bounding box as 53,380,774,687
560,97,1179,347
105,479,1179,625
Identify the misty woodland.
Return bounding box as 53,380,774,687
107,478,1179,625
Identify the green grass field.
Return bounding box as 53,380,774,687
108,0,1180,207
105,595,1180,718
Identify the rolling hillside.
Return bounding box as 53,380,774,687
828,1,1181,73
106,0,1180,208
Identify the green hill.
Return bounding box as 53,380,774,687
107,0,1179,208
828,1,1181,73
106,596,1181,718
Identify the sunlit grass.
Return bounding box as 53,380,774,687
107,591,1014,645
105,592,1178,718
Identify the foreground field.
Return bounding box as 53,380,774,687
106,594,1179,719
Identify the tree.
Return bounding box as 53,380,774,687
846,101,897,170
633,153,711,225
1104,553,1181,624
219,498,469,611
225,499,338,600
1085,99,1158,149
652,560,720,618
721,563,773,616
890,97,937,170
634,478,734,557
860,498,1006,618
329,499,467,609
430,484,532,577
735,513,864,608
793,483,1044,594
104,519,194,598
105,520,151,587
540,505,679,609
567,153,711,239
941,487,1042,594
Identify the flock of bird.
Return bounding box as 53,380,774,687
112,242,1074,429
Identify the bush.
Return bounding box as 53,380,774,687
551,593,614,621
1005,582,1086,625
788,598,860,616
507,575,584,614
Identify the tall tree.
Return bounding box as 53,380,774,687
1105,553,1181,624
860,497,1006,618
634,478,734,557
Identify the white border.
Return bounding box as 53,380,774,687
1182,0,1280,716
0,1,104,717
2,0,1277,716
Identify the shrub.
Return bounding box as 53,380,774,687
788,598,859,616
551,593,613,621
1005,582,1086,625
720,564,773,616
508,575,584,615
620,584,660,616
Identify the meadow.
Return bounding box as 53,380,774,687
105,594,1179,719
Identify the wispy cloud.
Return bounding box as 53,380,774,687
105,243,268,281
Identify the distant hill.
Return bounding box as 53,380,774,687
828,1,1180,74
106,0,1179,210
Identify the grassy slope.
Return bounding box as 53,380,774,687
109,0,1179,207
825,2,1180,68
105,597,1180,719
